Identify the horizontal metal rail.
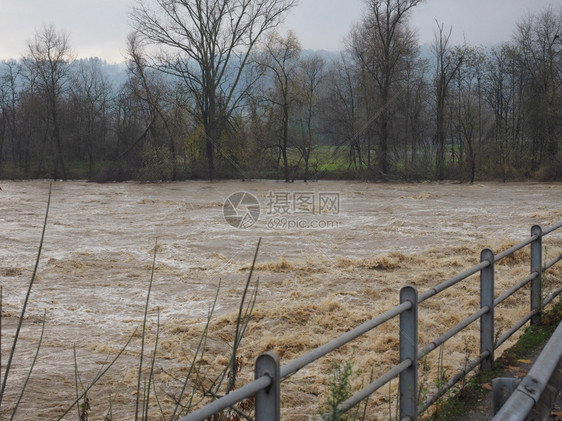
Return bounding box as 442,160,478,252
180,374,271,421
280,301,412,379
496,276,562,350
543,285,562,308
544,254,562,271
494,272,538,307
418,306,489,359
494,235,537,262
418,261,489,303
493,251,562,348
543,220,562,235
495,310,537,350
418,350,489,414
493,319,562,420
321,359,412,420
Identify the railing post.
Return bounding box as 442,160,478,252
399,285,418,420
255,351,280,421
480,248,494,371
530,225,542,326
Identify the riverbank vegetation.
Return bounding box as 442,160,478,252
0,1,560,182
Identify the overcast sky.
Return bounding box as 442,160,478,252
0,0,559,63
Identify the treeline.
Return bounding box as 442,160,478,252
0,1,560,182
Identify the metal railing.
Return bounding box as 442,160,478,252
492,316,562,420
181,222,562,421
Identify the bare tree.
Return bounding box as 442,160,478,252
396,55,430,176
324,52,364,171
433,21,463,179
71,58,112,179
0,60,22,171
126,34,179,180
515,6,562,168
25,25,73,180
351,0,422,178
131,0,297,179
485,43,525,177
297,53,325,181
452,45,486,182
257,30,302,182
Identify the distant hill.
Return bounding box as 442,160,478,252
1,46,439,93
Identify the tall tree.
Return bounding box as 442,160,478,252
297,53,325,181
126,34,179,180
452,45,486,182
0,61,22,170
432,21,463,179
131,0,297,179
324,52,364,171
351,0,422,178
71,58,112,179
485,43,524,178
25,25,73,180
515,7,562,168
396,55,430,175
257,30,302,182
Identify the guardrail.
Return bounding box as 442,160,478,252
181,222,562,421
492,316,562,420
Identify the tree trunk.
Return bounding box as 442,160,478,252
282,106,290,182
52,107,67,180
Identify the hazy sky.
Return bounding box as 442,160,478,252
0,0,559,63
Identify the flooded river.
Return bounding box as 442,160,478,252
0,180,561,419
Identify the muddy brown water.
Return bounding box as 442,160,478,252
0,180,561,420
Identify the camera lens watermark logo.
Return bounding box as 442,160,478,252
223,190,341,229
223,192,261,228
